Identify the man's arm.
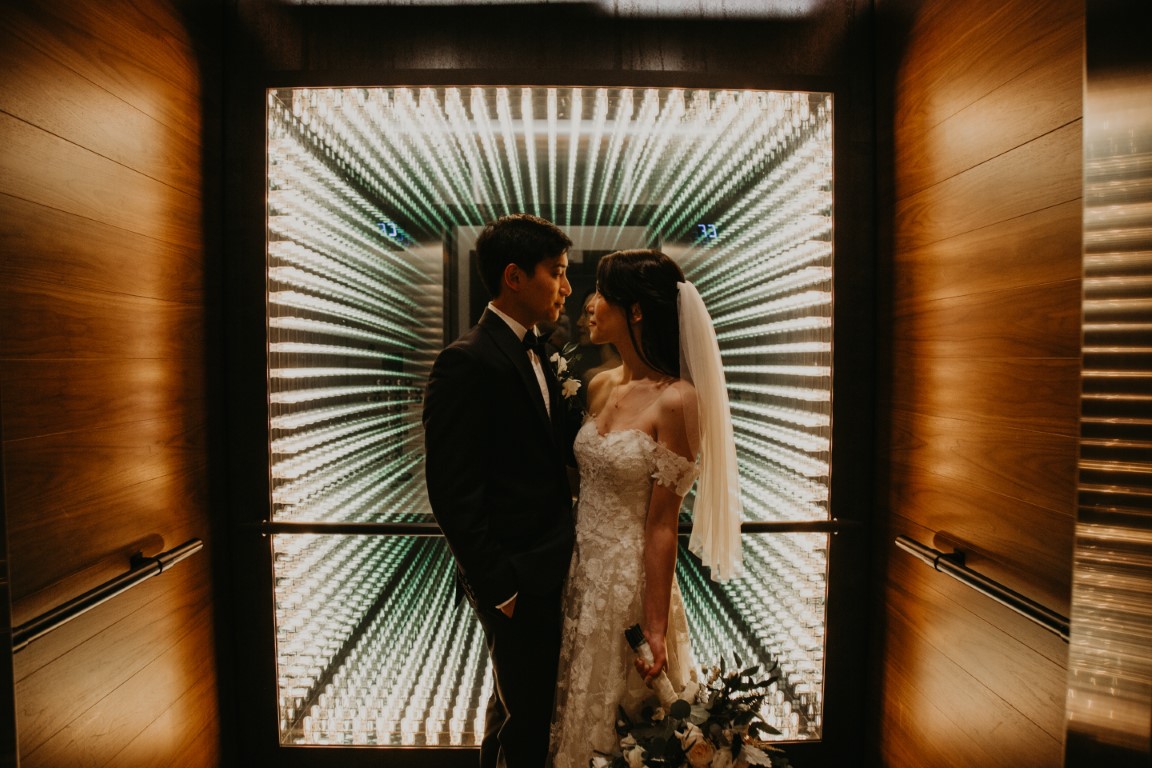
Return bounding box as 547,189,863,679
423,344,517,607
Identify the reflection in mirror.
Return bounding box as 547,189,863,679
266,86,833,747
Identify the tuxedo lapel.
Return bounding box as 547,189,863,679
542,354,564,434
478,310,554,438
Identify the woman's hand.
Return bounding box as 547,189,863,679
635,629,668,684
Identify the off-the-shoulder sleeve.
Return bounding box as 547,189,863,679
651,441,700,497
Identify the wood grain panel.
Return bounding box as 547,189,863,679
1,0,221,764
268,2,858,79
1,0,201,143
894,121,1082,252
109,662,221,768
874,0,1082,763
880,609,1064,767
0,358,206,443
0,196,204,303
1,281,206,360
10,535,210,678
894,0,1082,141
894,4,1082,198
891,277,1082,359
889,409,1078,513
886,357,1081,438
885,566,1068,737
0,29,201,197
888,481,1074,629
0,114,200,248
4,419,206,531
22,611,214,768
14,562,213,759
893,200,1082,304
8,481,208,609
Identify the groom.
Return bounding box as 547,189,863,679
423,213,577,768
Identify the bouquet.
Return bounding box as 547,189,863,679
592,655,792,768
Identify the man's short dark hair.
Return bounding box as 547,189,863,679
475,214,573,298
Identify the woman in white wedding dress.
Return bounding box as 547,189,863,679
549,250,744,768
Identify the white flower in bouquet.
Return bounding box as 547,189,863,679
737,743,775,766
622,743,647,768
675,722,705,751
712,750,736,768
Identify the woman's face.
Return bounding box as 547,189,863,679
587,291,629,347
576,294,595,345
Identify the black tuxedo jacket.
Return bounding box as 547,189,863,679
422,309,576,608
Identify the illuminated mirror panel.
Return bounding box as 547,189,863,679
274,534,826,746
267,85,833,747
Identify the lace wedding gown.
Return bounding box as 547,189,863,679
549,421,701,768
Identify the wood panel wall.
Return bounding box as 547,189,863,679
0,1,223,765
871,0,1082,765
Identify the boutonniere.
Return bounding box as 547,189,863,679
549,342,584,404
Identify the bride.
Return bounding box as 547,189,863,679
549,250,744,767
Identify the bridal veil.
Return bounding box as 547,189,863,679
677,281,745,582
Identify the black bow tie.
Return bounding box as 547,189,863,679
522,329,551,356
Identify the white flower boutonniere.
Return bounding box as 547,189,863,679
549,343,584,405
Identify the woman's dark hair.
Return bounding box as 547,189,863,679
475,213,573,298
595,249,685,377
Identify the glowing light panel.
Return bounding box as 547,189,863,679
266,85,833,748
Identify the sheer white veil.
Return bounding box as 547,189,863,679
678,281,744,582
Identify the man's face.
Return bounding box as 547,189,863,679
520,251,572,325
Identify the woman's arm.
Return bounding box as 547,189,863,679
637,382,698,683
638,481,683,683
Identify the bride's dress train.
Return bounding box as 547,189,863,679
549,421,700,768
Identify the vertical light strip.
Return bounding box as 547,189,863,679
565,88,582,227
546,88,560,225
1065,41,1152,762
591,88,634,228
579,88,610,222
521,88,540,217
471,88,514,214
495,88,527,213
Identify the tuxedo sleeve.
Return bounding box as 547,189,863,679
422,343,518,607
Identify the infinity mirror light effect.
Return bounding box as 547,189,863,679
267,86,833,747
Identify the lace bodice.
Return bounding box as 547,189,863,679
572,423,699,540
549,422,700,767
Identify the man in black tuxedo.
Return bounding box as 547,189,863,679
423,213,577,768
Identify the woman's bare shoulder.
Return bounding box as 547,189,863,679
653,379,699,453
658,378,697,411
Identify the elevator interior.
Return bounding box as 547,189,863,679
265,85,834,749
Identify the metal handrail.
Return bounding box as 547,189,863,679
258,519,859,536
895,535,1070,642
12,538,204,653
